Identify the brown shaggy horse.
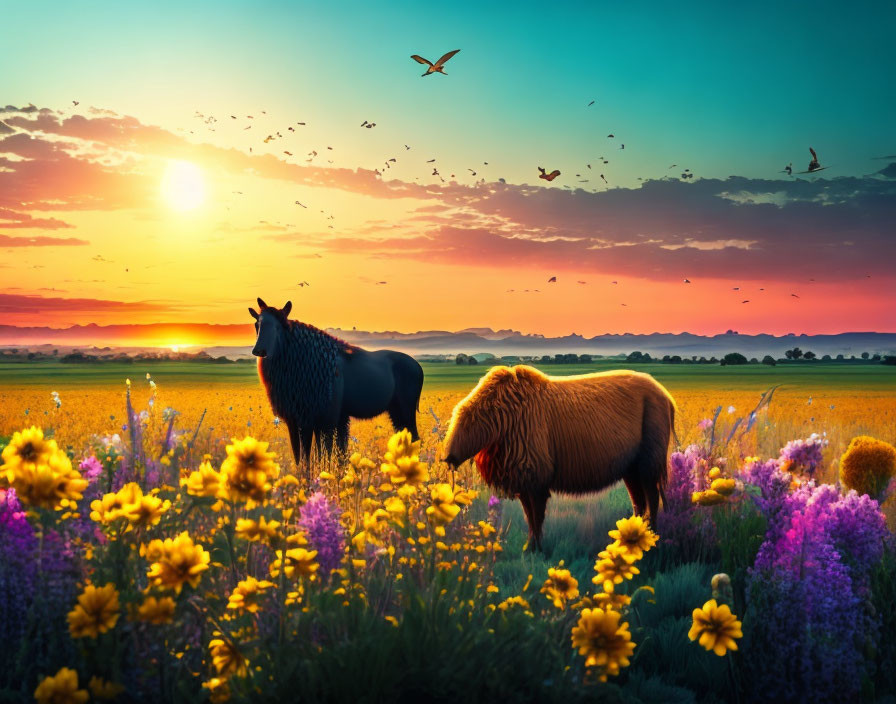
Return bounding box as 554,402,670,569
443,365,676,551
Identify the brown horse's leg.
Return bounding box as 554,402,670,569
623,474,648,516
642,480,661,525
530,490,550,552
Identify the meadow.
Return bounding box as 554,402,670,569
1,360,895,702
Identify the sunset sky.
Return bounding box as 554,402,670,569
2,0,895,343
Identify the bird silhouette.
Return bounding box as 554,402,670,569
782,163,793,176
683,279,691,283
410,50,461,76
808,147,821,172
587,100,595,106
791,293,800,298
548,276,557,283
742,300,750,303
607,134,614,138
538,167,561,182
72,100,79,106
295,201,307,208
577,280,587,284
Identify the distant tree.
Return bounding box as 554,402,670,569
455,354,468,365
709,357,719,364
468,356,478,365
578,354,592,363
872,354,881,361
785,347,804,360
749,358,758,364
626,351,647,363
836,354,845,361
804,351,816,360
821,354,832,361
762,355,777,366
882,356,896,366
861,352,870,360
721,352,748,366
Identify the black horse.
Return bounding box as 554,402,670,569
249,298,424,467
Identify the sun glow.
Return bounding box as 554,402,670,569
160,160,206,211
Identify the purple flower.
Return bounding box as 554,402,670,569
778,433,828,477
298,492,345,578
79,455,103,481
487,495,500,509
697,418,714,431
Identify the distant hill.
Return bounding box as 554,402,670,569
2,324,894,360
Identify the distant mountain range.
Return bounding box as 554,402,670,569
1,324,894,359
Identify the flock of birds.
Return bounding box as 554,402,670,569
67,49,886,301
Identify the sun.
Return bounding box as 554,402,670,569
161,160,206,211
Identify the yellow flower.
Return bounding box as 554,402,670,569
269,548,319,579
352,508,391,550
1,426,57,478
87,676,124,701
708,467,722,480
571,607,636,681
4,442,87,510
227,576,274,613
607,515,658,560
90,491,127,525
145,532,210,593
477,520,497,538
497,595,533,616
135,595,176,624
691,489,727,506
202,677,231,703
381,430,429,487
209,636,249,679
840,435,896,501
220,436,279,504
592,544,640,593
710,478,737,496
574,591,632,612
120,490,170,530
688,599,743,656
383,496,407,526
183,460,224,498
34,667,89,704
67,583,120,639
426,483,461,528
234,516,282,543
541,567,580,609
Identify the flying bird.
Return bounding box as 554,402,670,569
587,100,595,106
410,49,461,76
72,100,79,106
548,276,557,283
538,167,561,182
796,147,829,173
297,281,310,287
742,300,750,303
683,278,691,283
607,134,614,138
295,201,307,208
782,163,793,176
791,293,800,298
577,280,587,284
426,158,436,163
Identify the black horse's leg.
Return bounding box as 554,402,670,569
287,421,304,465
386,398,412,439
335,416,351,456
315,427,336,464
300,427,313,476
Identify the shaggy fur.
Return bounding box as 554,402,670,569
443,365,676,550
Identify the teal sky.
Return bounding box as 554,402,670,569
5,0,894,186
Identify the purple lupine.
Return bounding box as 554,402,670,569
739,457,791,523
298,492,345,578
746,479,887,702
778,433,828,477
656,446,717,559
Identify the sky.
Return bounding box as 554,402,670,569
2,0,895,343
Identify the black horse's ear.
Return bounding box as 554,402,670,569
248,307,259,320
282,300,292,318
257,297,267,309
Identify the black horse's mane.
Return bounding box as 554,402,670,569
258,313,356,426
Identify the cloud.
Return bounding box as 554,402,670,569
0,293,186,315
0,234,88,247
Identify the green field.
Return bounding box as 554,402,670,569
1,359,894,392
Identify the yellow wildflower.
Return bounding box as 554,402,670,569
691,489,727,506
135,595,176,624
607,515,658,560
234,516,282,543
688,599,743,656
269,548,319,579
541,567,580,609
571,607,636,681
227,576,274,613
34,667,89,704
182,460,224,498
1,426,58,478
202,677,231,703
840,435,896,500
426,482,461,528
710,478,737,496
593,544,640,593
145,532,210,593
87,676,124,701
381,430,429,487
67,583,120,639
209,636,249,679
220,436,279,504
